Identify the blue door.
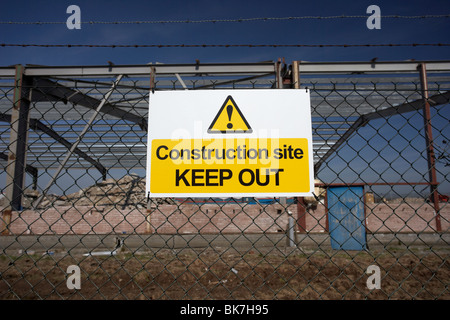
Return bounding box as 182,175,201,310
327,186,367,250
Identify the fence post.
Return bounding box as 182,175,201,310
287,211,295,247
146,194,155,234
292,60,307,233
418,63,442,232
1,65,31,235
276,58,302,238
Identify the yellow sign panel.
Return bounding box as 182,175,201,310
150,138,310,196
147,89,314,197
207,95,252,133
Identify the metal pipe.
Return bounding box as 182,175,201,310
275,58,283,89
418,63,442,232
292,61,300,89
316,182,436,187
83,237,123,256
146,195,155,234
291,60,308,233
288,213,295,247
296,198,307,233
175,73,188,90
33,74,124,209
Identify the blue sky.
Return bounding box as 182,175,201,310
0,0,449,65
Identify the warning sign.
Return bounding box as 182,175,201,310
146,89,314,198
208,95,252,133
150,138,309,195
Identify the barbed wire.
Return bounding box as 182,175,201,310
1,14,449,25
1,43,449,48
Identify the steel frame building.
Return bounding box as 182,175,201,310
1,59,449,233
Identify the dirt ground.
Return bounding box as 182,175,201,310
0,247,448,300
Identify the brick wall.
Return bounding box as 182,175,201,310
365,202,449,233
3,206,147,235
150,203,297,234
1,201,448,235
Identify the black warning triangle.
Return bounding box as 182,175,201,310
207,95,252,134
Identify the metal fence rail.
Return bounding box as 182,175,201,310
0,60,449,300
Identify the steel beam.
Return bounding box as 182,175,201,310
2,65,31,235
33,77,147,131
364,91,450,121
175,73,188,90
0,61,449,78
0,152,37,190
296,197,307,233
297,60,450,74
6,65,31,210
291,60,308,233
275,58,283,89
418,63,442,232
314,89,450,173
34,75,124,209
292,61,300,89
22,62,276,77
0,113,107,179
28,118,107,180
191,73,274,90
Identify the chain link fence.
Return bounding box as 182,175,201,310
0,61,449,300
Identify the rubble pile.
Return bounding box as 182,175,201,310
1,174,175,209
2,175,433,211
62,174,149,208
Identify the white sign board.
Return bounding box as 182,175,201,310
146,89,314,198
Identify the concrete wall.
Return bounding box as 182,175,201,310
1,233,449,253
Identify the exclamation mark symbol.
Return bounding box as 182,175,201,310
226,104,233,129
